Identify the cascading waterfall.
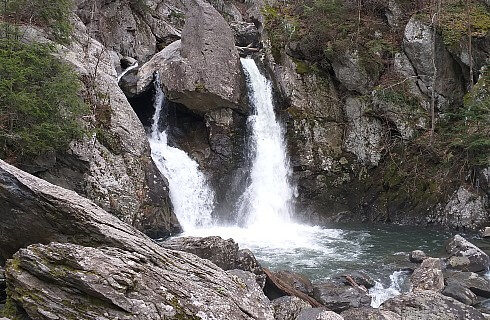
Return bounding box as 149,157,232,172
239,58,295,226
148,72,215,231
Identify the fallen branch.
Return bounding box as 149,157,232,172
344,275,368,293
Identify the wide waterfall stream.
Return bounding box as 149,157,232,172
146,58,478,307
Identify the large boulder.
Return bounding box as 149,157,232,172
409,250,428,263
445,235,490,272
444,270,490,298
160,236,266,287
381,290,485,319
442,282,478,306
21,19,180,238
137,0,245,114
272,296,311,320
5,242,274,320
410,258,445,292
312,281,371,312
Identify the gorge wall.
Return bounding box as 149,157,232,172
4,0,489,231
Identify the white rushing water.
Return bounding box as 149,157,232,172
117,62,139,83
149,72,215,231
369,270,410,308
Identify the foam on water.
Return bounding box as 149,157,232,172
369,270,411,308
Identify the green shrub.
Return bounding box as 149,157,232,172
0,37,88,161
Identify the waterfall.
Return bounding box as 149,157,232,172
239,58,295,226
148,73,215,231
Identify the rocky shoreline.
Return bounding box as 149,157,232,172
1,159,489,320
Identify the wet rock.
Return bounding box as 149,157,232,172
439,187,489,230
272,296,311,320
273,270,315,296
443,282,478,305
296,308,344,320
411,258,445,292
333,271,376,289
159,236,266,287
381,290,485,319
445,235,490,272
137,0,244,114
444,270,490,298
341,307,400,320
312,281,371,312
6,242,274,320
409,250,428,263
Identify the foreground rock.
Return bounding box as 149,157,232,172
272,296,311,320
0,161,274,319
444,270,490,298
137,0,244,114
442,282,478,305
381,290,485,319
6,242,274,320
312,281,371,312
296,308,344,320
410,258,445,292
160,236,266,287
341,307,399,320
445,235,490,272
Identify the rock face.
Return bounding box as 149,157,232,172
0,161,273,319
445,235,490,272
137,0,245,114
160,236,266,287
272,296,311,320
21,18,180,238
6,242,274,320
410,258,445,292
381,290,485,320
312,281,371,312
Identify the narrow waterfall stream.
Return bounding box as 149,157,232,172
148,72,215,231
146,61,455,308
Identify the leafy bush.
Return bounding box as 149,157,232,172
0,37,88,161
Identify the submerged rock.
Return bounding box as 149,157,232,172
312,281,371,312
381,290,485,319
409,250,428,263
410,258,445,292
137,0,244,114
445,235,490,272
272,296,311,320
296,308,344,320
5,242,274,320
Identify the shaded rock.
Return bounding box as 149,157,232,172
439,186,489,230
296,308,344,320
160,236,239,270
312,281,371,312
410,258,445,292
272,296,311,320
333,271,376,289
381,290,485,319
341,307,400,320
0,267,5,305
444,270,490,298
6,242,274,320
137,0,244,114
273,270,315,296
409,250,427,263
159,236,266,287
443,282,478,305
445,235,490,272
230,21,260,48
403,16,464,109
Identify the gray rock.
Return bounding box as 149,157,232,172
445,235,490,272
409,250,428,263
403,16,464,109
159,236,266,288
444,270,490,298
296,308,344,320
333,271,376,289
6,242,274,320
0,266,5,305
483,227,490,238
443,282,478,305
331,50,378,94
272,296,311,320
410,258,445,292
230,21,260,48
312,281,371,312
137,0,245,114
381,290,485,319
341,307,400,320
439,186,489,230
274,270,315,296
